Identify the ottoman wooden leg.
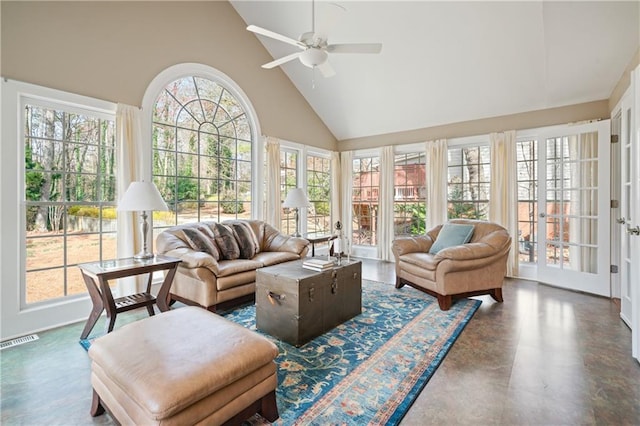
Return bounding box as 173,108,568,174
90,389,105,417
260,390,279,422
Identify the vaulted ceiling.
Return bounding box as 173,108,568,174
231,1,639,141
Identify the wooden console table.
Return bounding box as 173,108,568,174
78,255,181,339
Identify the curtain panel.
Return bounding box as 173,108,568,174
264,136,281,229
116,104,144,294
489,130,519,277
340,151,353,251
378,146,395,261
426,139,448,230
330,151,341,231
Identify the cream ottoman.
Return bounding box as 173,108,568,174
88,306,279,425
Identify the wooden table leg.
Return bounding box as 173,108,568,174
98,277,118,334
156,265,178,312
80,273,105,340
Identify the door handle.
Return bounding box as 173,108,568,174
616,217,626,225
626,226,640,236
539,213,546,218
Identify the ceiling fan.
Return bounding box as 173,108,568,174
247,1,382,78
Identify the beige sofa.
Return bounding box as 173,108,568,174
392,219,511,310
156,220,309,311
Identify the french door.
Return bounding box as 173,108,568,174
536,120,611,296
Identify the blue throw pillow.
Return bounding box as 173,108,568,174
429,224,475,254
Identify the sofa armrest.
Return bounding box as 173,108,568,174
163,247,220,275
262,224,309,255
392,235,435,258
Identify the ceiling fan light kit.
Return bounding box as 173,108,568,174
300,48,328,68
246,1,382,78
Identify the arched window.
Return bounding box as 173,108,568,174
150,73,256,230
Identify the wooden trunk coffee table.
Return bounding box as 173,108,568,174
255,259,362,347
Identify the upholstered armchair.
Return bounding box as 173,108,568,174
392,219,511,310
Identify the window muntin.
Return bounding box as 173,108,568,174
352,156,379,246
280,149,298,234
152,76,252,231
24,104,116,304
393,153,427,237
516,139,538,263
307,154,331,234
447,145,490,219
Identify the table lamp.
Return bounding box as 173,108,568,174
282,188,309,237
117,181,169,259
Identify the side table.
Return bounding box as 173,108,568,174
304,233,337,257
78,255,181,339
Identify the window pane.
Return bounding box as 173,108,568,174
394,153,426,237
447,145,489,220
352,156,379,246
24,104,116,305
307,155,331,235
152,76,253,224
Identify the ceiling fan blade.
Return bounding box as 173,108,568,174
327,43,383,54
247,25,306,49
262,51,303,69
317,60,336,78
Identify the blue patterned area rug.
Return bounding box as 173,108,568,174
223,280,480,425
80,280,480,425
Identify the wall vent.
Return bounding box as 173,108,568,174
0,334,39,350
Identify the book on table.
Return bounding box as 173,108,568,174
302,258,335,271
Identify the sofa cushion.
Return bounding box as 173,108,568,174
213,223,240,260
182,227,220,261
229,221,260,259
429,223,475,254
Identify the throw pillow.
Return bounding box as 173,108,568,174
213,223,240,260
229,222,260,259
429,223,475,254
182,227,220,260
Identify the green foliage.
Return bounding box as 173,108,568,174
313,201,330,216
220,191,245,214
447,183,485,220
67,206,117,219
396,203,426,235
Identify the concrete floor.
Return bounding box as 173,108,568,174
1,258,639,425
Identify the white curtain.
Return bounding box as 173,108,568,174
330,151,341,230
340,151,353,254
116,104,143,294
489,130,519,277
264,136,281,229
426,139,448,230
378,146,395,261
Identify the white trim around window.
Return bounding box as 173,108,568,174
1,79,116,340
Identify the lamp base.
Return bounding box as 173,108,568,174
133,251,155,260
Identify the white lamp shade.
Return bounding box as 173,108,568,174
282,188,310,209
117,181,169,212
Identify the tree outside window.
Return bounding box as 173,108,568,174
152,76,253,234
24,105,116,304
394,153,427,236
447,146,490,219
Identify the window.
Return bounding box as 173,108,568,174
24,104,116,304
306,154,331,234
447,145,490,219
280,149,298,234
352,156,379,246
151,76,253,232
516,139,538,263
394,153,426,236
